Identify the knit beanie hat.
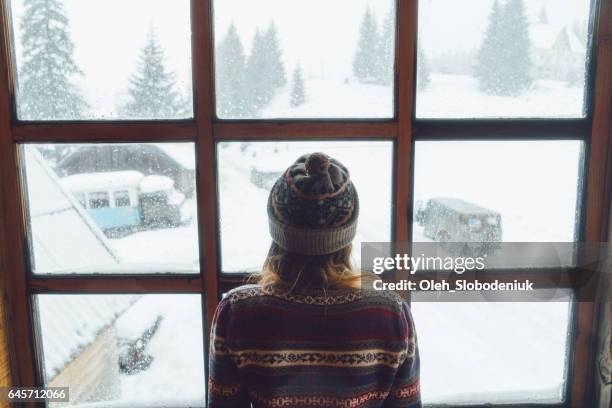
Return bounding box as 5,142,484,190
268,152,359,255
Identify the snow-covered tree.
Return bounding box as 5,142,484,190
124,27,184,119
377,8,395,85
476,0,505,94
416,40,430,91
353,6,380,83
18,0,86,120
499,0,532,95
216,23,249,118
246,29,275,115
263,22,287,88
290,64,306,108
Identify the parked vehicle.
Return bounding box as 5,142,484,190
61,171,188,234
415,197,503,255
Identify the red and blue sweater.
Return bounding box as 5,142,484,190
208,284,421,407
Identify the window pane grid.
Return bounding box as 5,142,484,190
0,0,604,404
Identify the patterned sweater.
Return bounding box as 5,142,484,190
208,284,421,408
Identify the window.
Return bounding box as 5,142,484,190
0,0,609,407
114,190,131,208
22,143,199,274
217,140,393,272
412,296,572,404
213,0,396,119
36,294,205,407
88,192,110,209
8,0,192,120
413,140,583,242
416,0,593,118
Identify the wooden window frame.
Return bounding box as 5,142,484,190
0,0,610,407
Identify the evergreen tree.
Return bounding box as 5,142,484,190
290,64,306,108
498,0,532,95
416,40,431,91
246,28,275,115
124,27,184,119
377,8,395,85
476,0,505,94
18,0,86,120
216,23,249,118
263,22,287,88
353,6,380,83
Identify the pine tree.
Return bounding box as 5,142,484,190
18,0,86,120
263,22,287,88
476,0,505,94
416,40,431,91
290,64,306,108
353,6,380,83
246,28,274,116
216,23,249,118
124,27,183,119
499,0,532,95
377,8,395,85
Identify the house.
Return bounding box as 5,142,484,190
25,148,137,405
56,144,196,197
530,10,586,83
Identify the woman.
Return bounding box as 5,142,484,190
208,152,421,407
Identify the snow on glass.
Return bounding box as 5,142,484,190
217,141,393,272
213,0,395,119
417,0,592,118
10,0,192,120
37,294,205,407
22,143,199,274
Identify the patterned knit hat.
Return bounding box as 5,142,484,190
268,152,359,255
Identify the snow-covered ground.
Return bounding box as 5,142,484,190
114,295,205,404
412,300,571,404
112,201,199,272
413,139,582,243
416,74,584,118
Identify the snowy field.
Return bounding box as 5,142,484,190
416,74,584,118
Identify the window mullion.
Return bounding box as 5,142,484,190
572,0,612,405
0,0,40,395
395,0,417,245
191,0,219,333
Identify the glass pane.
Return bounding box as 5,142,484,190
36,294,205,407
22,143,199,274
213,0,395,119
217,141,393,272
412,297,571,404
9,0,192,120
416,0,592,118
413,140,583,242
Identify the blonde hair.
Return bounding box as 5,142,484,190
256,243,362,292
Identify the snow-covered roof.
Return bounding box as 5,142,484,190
530,23,586,54
26,148,120,273
61,171,145,193
154,143,196,170
140,175,175,194
38,295,137,381
25,148,133,380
